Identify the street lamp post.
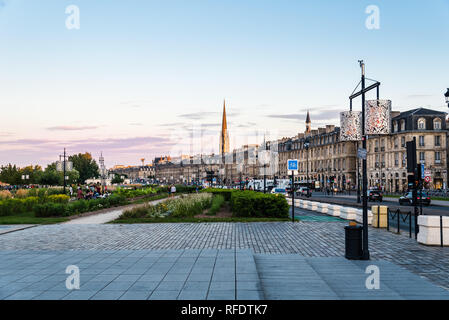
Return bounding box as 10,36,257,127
445,88,449,108
360,60,369,260
304,138,310,189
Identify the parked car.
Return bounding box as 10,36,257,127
271,188,287,195
399,191,431,206
367,190,383,202
296,187,311,198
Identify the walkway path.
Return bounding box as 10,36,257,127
63,197,171,225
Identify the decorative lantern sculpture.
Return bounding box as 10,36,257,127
340,111,362,141
365,100,391,135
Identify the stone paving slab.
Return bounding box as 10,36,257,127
254,255,449,300
0,249,262,300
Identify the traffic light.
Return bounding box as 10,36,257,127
406,139,417,173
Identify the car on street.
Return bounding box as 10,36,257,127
296,187,311,198
367,190,383,202
399,191,431,206
271,188,287,195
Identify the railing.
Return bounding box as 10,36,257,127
386,208,417,239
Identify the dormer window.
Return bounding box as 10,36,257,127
418,118,426,130
401,120,405,131
434,118,442,130
393,121,398,132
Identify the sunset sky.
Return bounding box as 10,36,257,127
0,0,448,167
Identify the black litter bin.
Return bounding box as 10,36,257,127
344,225,363,260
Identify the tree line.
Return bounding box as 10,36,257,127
0,152,100,186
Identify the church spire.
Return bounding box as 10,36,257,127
305,110,311,134
220,99,230,154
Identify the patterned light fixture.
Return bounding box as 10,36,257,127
365,99,392,135
340,111,362,141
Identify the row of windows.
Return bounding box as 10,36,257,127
371,135,443,151
370,151,442,168
393,117,442,132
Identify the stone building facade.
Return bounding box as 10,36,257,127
367,108,448,192
278,123,357,190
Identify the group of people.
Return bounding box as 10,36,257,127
73,183,109,200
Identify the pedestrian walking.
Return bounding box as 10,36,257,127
170,185,176,198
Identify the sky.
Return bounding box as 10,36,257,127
0,0,448,168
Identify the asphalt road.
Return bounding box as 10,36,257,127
296,191,449,216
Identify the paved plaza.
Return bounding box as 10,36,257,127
1,207,449,299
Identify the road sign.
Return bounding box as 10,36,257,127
421,164,425,179
424,170,431,177
424,176,431,183
357,148,367,159
287,159,298,171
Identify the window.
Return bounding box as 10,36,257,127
401,137,405,147
419,136,425,147
418,118,426,130
419,152,425,164
395,153,399,166
401,120,405,131
393,121,398,132
394,138,398,149
435,151,441,163
434,118,442,130
435,135,441,147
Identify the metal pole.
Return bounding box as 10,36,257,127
264,164,266,194
441,215,444,247
356,141,361,203
63,148,66,194
291,170,295,222
360,61,370,260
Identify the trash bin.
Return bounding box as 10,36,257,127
344,224,363,260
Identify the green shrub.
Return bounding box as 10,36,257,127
206,195,225,216
230,191,288,218
108,194,127,206
23,197,39,211
34,203,68,217
47,194,70,204
67,200,89,215
0,198,38,216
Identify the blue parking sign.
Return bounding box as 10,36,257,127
287,159,298,171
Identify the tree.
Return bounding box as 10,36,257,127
0,164,21,185
111,174,124,185
38,168,61,186
69,153,100,184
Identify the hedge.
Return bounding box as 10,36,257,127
0,197,39,216
230,191,289,218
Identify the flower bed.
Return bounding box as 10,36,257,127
119,193,212,219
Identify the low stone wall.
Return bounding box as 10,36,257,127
417,216,449,246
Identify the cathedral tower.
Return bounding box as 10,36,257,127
305,110,311,134
220,100,230,154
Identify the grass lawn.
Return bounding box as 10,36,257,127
111,217,290,224
0,212,69,225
